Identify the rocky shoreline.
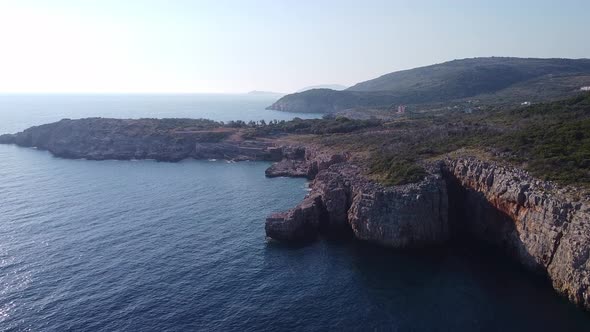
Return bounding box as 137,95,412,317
0,118,286,162
266,147,590,310
2,118,590,311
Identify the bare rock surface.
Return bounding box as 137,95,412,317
348,167,449,248
266,151,590,310
264,145,348,179
265,153,450,249
264,150,355,240
0,118,284,162
265,194,326,242
444,157,590,310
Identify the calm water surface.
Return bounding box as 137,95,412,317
0,94,321,134
1,95,590,331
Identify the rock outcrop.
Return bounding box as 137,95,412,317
444,157,590,310
266,158,450,248
264,146,348,179
266,163,357,241
0,118,284,162
347,168,449,248
265,194,326,242
265,153,590,310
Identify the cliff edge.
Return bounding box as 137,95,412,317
3,116,590,311
264,150,590,310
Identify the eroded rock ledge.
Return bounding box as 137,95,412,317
265,152,590,310
265,154,449,247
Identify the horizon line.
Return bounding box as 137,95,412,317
0,91,284,95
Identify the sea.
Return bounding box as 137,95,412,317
1,94,589,331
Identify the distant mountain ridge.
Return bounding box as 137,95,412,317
297,84,348,92
268,57,590,113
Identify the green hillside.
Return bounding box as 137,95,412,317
267,57,590,113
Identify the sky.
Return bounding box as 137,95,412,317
0,0,588,94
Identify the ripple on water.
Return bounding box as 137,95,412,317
1,143,590,331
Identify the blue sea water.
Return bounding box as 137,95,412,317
1,95,590,331
0,94,321,134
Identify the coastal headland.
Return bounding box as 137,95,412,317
2,93,590,311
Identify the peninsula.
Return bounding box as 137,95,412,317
2,58,590,312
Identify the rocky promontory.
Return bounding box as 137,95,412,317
0,118,284,162
3,116,590,311
266,159,450,248
444,158,590,310
265,148,590,310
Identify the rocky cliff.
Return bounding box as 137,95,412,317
266,153,450,248
265,152,590,310
0,118,284,162
3,118,590,310
347,166,449,248
444,157,590,310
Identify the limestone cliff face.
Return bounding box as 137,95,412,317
348,169,449,248
265,194,326,242
265,156,356,241
265,154,450,248
444,157,590,310
265,153,590,310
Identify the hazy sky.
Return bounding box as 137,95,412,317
0,0,588,93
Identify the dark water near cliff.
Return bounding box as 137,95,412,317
1,95,590,331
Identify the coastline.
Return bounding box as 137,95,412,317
2,117,590,312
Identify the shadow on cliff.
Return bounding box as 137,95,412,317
265,229,355,250
444,170,546,275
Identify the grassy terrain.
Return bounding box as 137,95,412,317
280,93,590,188
244,116,381,136
489,94,590,184
269,57,590,113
